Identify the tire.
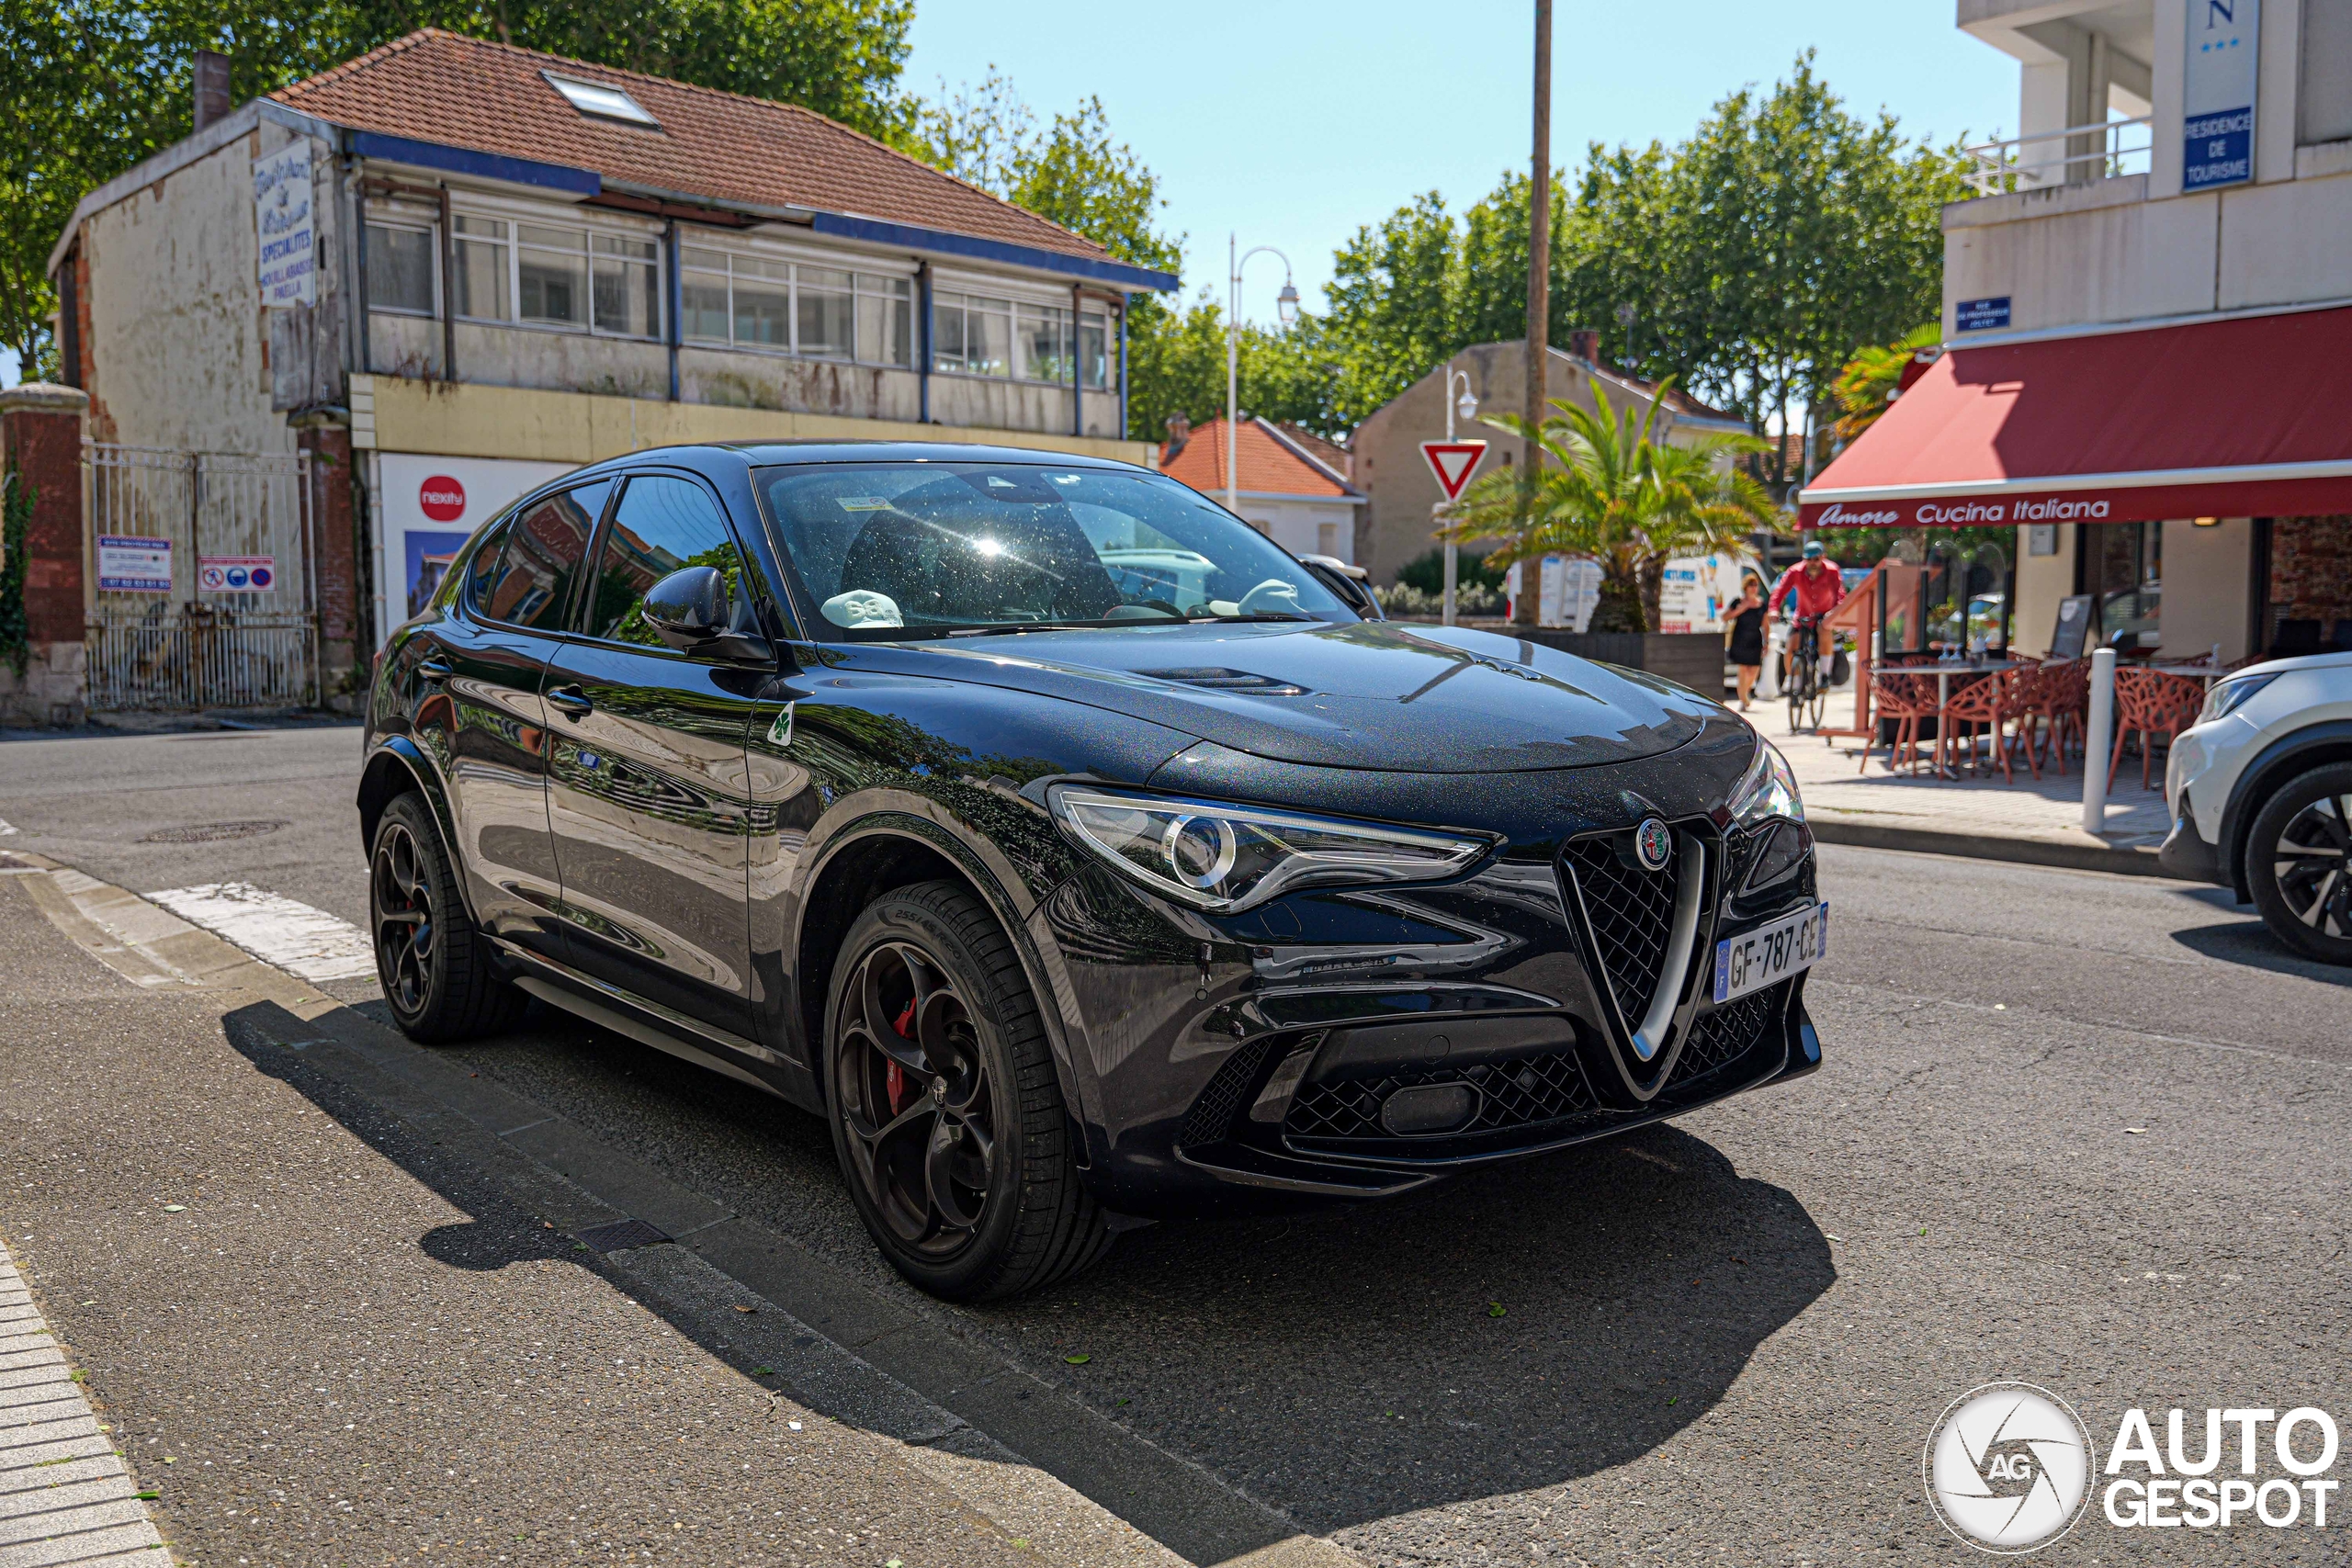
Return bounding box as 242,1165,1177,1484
823,880,1112,1301
2245,761,2352,966
368,792,528,1041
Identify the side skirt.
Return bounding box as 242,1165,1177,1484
489,938,825,1112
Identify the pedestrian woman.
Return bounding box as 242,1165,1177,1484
1726,576,1767,710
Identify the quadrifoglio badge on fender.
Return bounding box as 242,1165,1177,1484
1928,1386,2344,1552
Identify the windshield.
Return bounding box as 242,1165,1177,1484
757,461,1353,638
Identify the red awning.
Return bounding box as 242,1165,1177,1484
1797,304,2352,527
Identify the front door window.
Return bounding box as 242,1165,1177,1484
2091,520,2161,650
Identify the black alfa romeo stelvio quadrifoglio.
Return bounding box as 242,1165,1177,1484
359,443,1826,1299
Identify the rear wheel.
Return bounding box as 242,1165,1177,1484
369,793,527,1041
2246,762,2352,965
824,880,1112,1300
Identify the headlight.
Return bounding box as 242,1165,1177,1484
2199,671,2276,724
1729,739,1804,829
1047,786,1487,912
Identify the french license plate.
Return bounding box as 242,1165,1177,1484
1713,901,1828,1004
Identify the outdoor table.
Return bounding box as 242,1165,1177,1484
1924,659,2021,777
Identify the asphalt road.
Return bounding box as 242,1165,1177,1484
5,721,2349,1564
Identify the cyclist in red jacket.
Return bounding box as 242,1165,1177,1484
1769,540,1847,620
1770,541,1846,687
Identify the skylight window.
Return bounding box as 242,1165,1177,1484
543,73,658,128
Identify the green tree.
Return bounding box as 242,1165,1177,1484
1,0,915,378
1438,385,1772,632
903,68,1314,445
1556,54,1966,494
1306,53,1960,466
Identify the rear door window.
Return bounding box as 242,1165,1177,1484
473,480,610,630
580,474,748,647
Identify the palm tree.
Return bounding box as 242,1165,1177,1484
1829,322,1940,446
1437,384,1774,633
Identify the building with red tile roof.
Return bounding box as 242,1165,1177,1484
1159,415,1365,563
40,30,1178,705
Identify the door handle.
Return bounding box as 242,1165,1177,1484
546,684,594,718
416,659,454,683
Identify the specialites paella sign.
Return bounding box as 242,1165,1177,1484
1925,1382,2344,1553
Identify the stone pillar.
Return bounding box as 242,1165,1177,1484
0,384,89,727
291,411,363,708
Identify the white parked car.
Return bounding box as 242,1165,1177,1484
2162,650,2352,963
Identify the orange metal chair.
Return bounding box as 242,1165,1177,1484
1941,666,2039,783
2108,668,2205,790
1860,672,1938,775
2028,660,2089,776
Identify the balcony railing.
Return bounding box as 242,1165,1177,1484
1963,116,2153,197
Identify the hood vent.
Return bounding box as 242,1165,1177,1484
1137,666,1308,696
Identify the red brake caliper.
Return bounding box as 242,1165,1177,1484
886,999,918,1113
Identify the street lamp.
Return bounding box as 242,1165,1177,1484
1441,365,1478,626
1227,235,1295,515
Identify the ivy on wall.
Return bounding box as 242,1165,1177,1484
0,461,31,679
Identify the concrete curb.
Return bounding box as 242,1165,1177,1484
14,856,1364,1568
1808,818,2177,880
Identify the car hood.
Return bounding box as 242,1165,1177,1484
851,620,1713,773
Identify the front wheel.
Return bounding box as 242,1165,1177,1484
824,881,1113,1300
369,793,526,1041
2245,762,2352,965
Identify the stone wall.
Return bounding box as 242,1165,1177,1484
2268,515,2352,634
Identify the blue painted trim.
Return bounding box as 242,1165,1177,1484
917,262,933,423
663,220,681,401
346,130,601,197
807,211,1176,293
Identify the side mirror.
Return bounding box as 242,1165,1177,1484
642,566,772,663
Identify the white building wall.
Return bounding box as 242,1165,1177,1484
79,119,334,455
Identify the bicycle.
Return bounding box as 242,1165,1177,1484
1784,616,1826,732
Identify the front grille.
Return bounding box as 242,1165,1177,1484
1178,1038,1276,1147
1562,833,1678,1023
1286,1051,1597,1143
1668,981,1788,1087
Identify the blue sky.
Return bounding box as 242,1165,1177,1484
3,4,2019,387
907,0,2019,326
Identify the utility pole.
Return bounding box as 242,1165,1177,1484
1515,0,1553,629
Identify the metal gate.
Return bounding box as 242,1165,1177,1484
84,444,318,710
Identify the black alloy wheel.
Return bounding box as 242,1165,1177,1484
2247,762,2352,965
837,940,997,1251
825,881,1112,1300
368,793,527,1041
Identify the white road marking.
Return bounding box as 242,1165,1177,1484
145,882,376,982
0,818,17,835
0,1242,173,1566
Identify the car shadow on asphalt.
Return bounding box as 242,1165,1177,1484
2168,920,2352,983
226,999,1836,1543
1059,1122,1836,1533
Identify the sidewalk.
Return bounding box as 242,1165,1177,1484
1747,684,2177,877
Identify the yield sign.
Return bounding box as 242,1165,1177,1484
1419,440,1488,502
